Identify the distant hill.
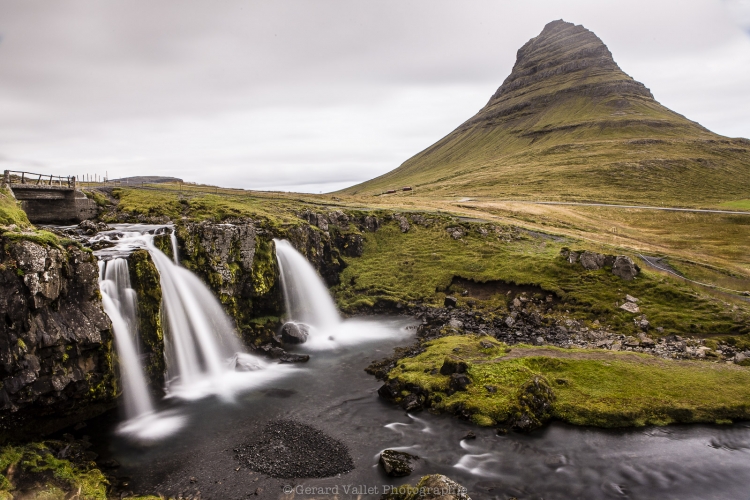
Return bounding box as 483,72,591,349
341,20,750,206
112,176,183,185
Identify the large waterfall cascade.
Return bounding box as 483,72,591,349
93,225,290,440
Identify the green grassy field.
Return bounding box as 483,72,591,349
389,335,750,428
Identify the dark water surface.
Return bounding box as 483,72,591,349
87,317,750,499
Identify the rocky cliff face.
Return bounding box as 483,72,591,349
0,237,114,441
173,212,370,344
472,19,656,130
127,249,165,394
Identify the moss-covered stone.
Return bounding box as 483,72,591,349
0,440,109,500
127,250,165,394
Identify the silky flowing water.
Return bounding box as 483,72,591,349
84,225,750,498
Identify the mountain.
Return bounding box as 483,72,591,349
112,176,183,185
341,20,750,206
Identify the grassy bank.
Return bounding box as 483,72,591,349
389,335,750,428
333,219,750,338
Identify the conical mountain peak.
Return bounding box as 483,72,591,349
342,20,750,206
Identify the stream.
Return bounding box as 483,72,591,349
65,223,750,499
79,320,750,500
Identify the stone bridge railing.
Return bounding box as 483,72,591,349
3,170,97,224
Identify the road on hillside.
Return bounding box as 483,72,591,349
486,201,750,215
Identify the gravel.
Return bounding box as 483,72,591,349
234,419,354,479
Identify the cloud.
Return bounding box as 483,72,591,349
0,0,748,192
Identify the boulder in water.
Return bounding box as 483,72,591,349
279,352,310,363
280,322,310,344
379,449,419,477
233,354,262,372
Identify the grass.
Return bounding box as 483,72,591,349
111,185,311,227
333,218,750,337
0,442,108,500
0,189,31,229
390,335,750,428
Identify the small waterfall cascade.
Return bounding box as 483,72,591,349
274,239,341,330
170,230,179,264
98,258,154,420
145,239,251,394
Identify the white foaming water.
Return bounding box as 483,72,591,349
99,258,187,441
170,230,179,264
274,239,341,330
274,239,414,349
99,259,152,419
94,225,294,441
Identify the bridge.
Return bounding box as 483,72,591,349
2,170,98,224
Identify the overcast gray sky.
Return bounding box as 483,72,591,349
1,0,749,193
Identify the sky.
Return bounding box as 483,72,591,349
1,0,749,193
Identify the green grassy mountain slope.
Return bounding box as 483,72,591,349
342,20,750,206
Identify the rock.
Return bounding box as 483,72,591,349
363,215,380,232
625,294,639,303
378,380,400,400
620,302,640,314
623,336,640,347
449,373,471,392
444,296,458,308
394,215,410,233
0,237,113,439
479,340,495,349
568,252,579,264
510,376,555,432
446,227,465,240
449,318,464,330
636,318,650,331
259,344,286,358
735,353,748,364
279,353,310,363
512,298,522,309
612,256,641,280
463,431,476,440
401,393,422,412
440,357,468,375
280,322,309,344
327,210,349,227
382,474,471,500
379,450,419,477
484,385,497,393
504,316,516,328
233,354,262,371
580,251,606,270
638,333,655,347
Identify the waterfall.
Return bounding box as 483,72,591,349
93,225,295,440
145,239,264,399
274,239,341,330
99,259,154,420
170,229,179,264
